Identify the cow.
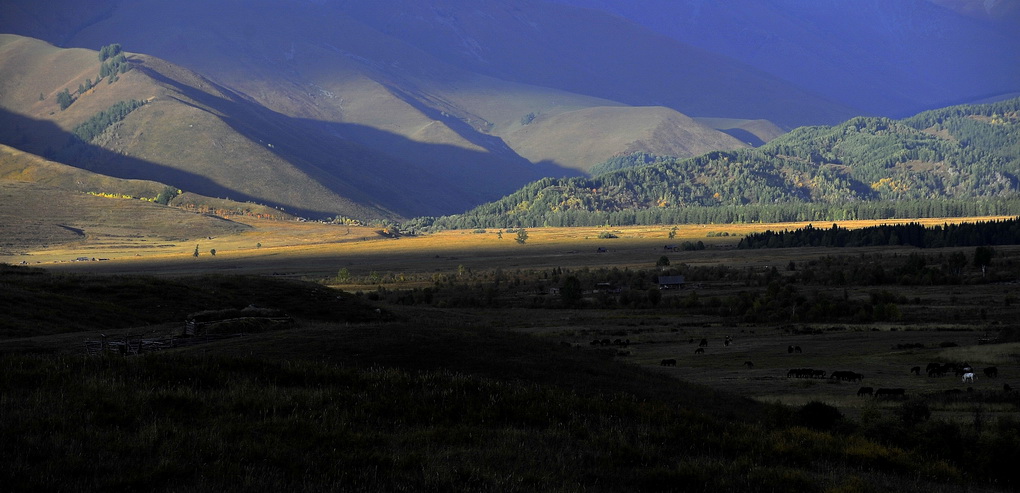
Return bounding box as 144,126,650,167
910,366,921,375
787,345,794,354
694,347,705,354
794,345,803,353
660,359,677,367
743,361,754,368
699,338,708,347
857,386,874,397
984,367,999,378
962,372,975,384
874,388,906,398
830,371,863,382
788,368,820,378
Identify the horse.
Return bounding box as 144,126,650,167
660,359,676,367
743,361,754,368
699,338,708,347
910,366,921,375
962,372,975,384
694,347,705,354
984,367,998,378
857,386,874,397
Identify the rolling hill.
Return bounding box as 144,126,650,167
0,34,565,219
0,142,285,255
411,97,1020,229
0,29,759,219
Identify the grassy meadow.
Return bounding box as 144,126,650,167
2,214,1020,491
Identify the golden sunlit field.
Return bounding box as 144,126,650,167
6,213,1019,413
7,213,1012,278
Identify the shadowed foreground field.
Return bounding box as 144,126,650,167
2,218,1019,491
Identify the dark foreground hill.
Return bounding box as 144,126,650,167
1,264,1016,491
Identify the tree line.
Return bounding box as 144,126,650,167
737,217,1020,249
72,99,147,143
404,198,1020,233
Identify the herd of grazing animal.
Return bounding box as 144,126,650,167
921,362,1000,382
787,368,826,378
855,387,906,398
590,338,630,347
850,362,1013,398
648,337,1014,398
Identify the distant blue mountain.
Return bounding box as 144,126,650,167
550,0,1020,117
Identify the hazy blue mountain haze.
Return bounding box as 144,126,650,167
550,0,1020,117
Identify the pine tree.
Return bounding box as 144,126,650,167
56,89,73,110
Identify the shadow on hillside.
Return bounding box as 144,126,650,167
134,62,580,218
0,108,289,210
718,128,766,147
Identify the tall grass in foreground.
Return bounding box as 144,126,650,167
0,352,999,492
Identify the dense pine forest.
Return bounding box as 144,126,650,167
406,98,1020,231
738,217,1020,250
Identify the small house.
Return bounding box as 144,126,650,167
657,275,685,290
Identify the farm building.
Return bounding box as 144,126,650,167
657,275,685,289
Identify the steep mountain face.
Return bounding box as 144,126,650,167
550,0,1020,118
3,1,818,219
0,35,442,219
1,0,856,127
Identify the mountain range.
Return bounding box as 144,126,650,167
1,0,1017,221
412,96,1020,230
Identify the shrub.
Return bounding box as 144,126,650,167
796,401,843,431
895,399,931,426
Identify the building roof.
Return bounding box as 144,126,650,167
658,276,686,285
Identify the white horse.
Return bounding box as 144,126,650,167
962,372,975,383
